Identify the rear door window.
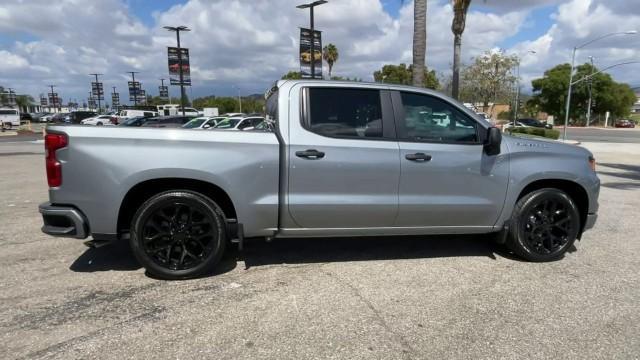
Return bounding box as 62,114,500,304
306,88,383,139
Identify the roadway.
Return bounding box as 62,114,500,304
562,126,640,143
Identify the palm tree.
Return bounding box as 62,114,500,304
412,0,427,87
451,0,472,100
322,44,339,79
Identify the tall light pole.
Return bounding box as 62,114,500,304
234,86,242,113
563,30,637,140
89,73,103,113
586,56,594,128
513,50,537,127
164,25,191,116
128,71,140,107
296,0,327,80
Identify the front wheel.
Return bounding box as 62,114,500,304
130,190,227,280
506,188,580,262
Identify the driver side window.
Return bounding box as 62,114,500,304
398,92,479,143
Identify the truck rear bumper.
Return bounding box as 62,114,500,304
39,202,89,239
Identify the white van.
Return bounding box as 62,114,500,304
0,108,20,129
118,109,158,120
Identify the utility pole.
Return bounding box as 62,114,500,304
164,26,191,117
89,73,103,113
128,71,139,107
297,1,327,79
48,85,59,112
586,56,594,127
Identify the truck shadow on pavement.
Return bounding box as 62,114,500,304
238,235,521,270
69,234,576,278
598,162,640,190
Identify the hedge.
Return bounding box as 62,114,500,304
506,127,560,140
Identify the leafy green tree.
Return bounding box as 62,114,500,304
460,51,518,109
373,63,439,89
15,95,35,109
281,71,302,80
451,0,472,100
322,44,339,79
530,63,636,122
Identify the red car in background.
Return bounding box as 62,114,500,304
614,119,636,128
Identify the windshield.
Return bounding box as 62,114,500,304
215,119,241,129
183,118,207,128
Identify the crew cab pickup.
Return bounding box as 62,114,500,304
39,80,600,279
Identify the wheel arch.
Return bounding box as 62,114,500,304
517,179,589,236
117,178,237,234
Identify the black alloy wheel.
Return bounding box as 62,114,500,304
508,188,580,262
130,191,226,279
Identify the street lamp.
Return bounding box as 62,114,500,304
562,30,637,140
127,71,140,107
296,0,327,79
586,56,594,127
513,50,536,127
164,25,191,117
89,73,103,113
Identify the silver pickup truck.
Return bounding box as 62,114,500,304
39,80,600,279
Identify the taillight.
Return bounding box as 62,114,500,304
588,156,596,172
45,133,67,187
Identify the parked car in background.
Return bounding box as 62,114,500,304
519,118,553,129
118,116,149,127
0,108,20,129
20,113,33,122
49,113,69,124
182,116,223,129
62,111,97,124
141,115,194,128
81,115,116,126
32,112,51,122
214,116,264,131
119,110,158,120
614,119,635,128
243,120,275,132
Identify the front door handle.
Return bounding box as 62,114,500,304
405,153,432,162
296,149,325,159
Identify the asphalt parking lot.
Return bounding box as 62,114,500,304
1,139,639,359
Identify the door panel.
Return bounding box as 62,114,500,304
397,143,508,227
287,87,400,228
393,90,508,227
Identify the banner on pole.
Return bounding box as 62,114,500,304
299,28,322,78
168,47,191,86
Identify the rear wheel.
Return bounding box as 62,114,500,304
507,188,580,262
130,190,226,279
96,122,103,126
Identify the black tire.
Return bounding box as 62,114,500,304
3,123,11,130
506,188,580,262
130,190,226,280
96,122,103,126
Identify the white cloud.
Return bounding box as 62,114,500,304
513,0,640,90
0,0,639,103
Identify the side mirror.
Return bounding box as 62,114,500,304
203,124,211,129
484,127,502,156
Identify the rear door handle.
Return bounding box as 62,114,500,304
405,153,432,162
295,149,325,159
